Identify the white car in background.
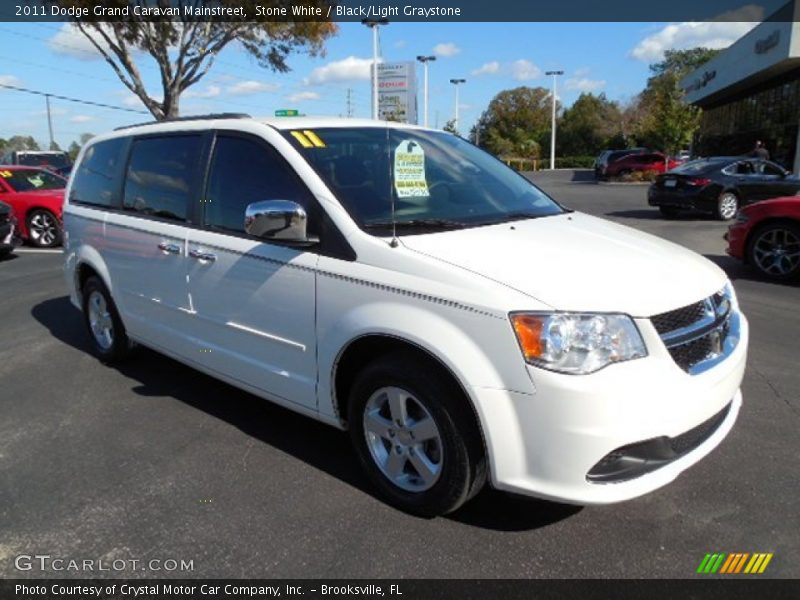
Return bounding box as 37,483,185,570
63,115,748,515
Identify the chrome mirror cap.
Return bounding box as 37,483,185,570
244,200,311,243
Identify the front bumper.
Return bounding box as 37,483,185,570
470,313,748,505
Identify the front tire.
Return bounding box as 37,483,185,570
716,192,739,221
81,276,132,363
348,352,486,516
746,221,800,281
26,209,62,247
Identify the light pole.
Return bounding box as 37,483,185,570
545,70,563,170
416,55,436,127
449,78,466,132
362,17,388,120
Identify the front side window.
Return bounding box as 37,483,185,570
70,138,126,207
282,127,564,234
123,135,202,222
0,168,65,192
204,135,314,234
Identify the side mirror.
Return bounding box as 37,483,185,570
244,200,318,245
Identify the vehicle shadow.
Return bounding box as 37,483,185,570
703,253,799,287
0,251,19,262
31,295,580,531
570,170,597,183
606,209,717,221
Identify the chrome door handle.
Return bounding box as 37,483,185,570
157,242,181,255
189,249,217,262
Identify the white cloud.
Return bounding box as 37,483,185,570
69,115,95,123
394,40,407,49
471,61,500,76
433,42,461,58
48,24,111,61
630,6,763,62
0,74,21,87
184,85,221,99
287,91,320,102
564,77,606,92
511,59,542,81
305,56,375,85
226,80,279,96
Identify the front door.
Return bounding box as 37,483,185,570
184,133,319,410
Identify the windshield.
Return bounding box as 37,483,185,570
17,152,70,169
0,168,66,192
282,127,564,233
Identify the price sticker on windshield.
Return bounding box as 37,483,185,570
0,170,11,178
394,140,429,198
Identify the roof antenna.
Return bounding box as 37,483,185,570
387,125,399,248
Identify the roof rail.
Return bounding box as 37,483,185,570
114,112,251,131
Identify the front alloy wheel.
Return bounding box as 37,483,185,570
348,352,486,516
363,386,444,492
748,222,800,281
27,209,61,247
81,276,132,362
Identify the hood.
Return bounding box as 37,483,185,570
400,212,727,317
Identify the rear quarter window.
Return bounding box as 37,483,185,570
69,138,126,207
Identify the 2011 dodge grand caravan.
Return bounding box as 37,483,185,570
63,115,748,516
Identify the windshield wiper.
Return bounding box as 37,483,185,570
363,218,467,230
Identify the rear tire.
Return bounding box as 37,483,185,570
26,209,62,247
659,206,681,219
746,221,800,281
716,192,739,221
347,351,487,516
81,276,132,363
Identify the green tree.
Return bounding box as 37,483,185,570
557,93,623,156
68,141,81,162
471,86,553,159
631,47,721,156
50,1,337,120
5,136,40,152
442,119,460,136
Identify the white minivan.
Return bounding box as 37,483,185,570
63,115,748,515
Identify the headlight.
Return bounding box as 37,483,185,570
510,312,647,374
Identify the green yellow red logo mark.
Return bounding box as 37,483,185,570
697,552,773,574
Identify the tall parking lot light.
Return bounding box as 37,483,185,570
449,78,466,132
417,55,436,127
546,70,563,170
362,18,388,120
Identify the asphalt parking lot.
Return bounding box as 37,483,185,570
1,169,798,579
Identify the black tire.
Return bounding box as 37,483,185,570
746,221,800,281
26,208,62,248
659,206,681,219
347,351,487,516
81,276,132,363
715,191,739,221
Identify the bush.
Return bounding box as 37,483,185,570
554,156,596,169
617,169,659,183
501,155,597,172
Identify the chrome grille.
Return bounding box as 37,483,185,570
652,288,736,374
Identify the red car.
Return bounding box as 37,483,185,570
726,196,800,281
0,166,66,247
605,152,682,178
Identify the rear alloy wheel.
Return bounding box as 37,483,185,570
82,276,132,362
26,209,61,247
348,352,486,516
716,192,739,221
747,222,800,281
659,206,681,219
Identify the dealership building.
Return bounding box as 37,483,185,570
682,1,800,172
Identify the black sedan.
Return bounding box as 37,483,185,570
648,157,800,220
0,200,17,258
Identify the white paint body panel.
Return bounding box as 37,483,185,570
63,116,748,505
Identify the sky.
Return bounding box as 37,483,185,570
0,19,761,149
